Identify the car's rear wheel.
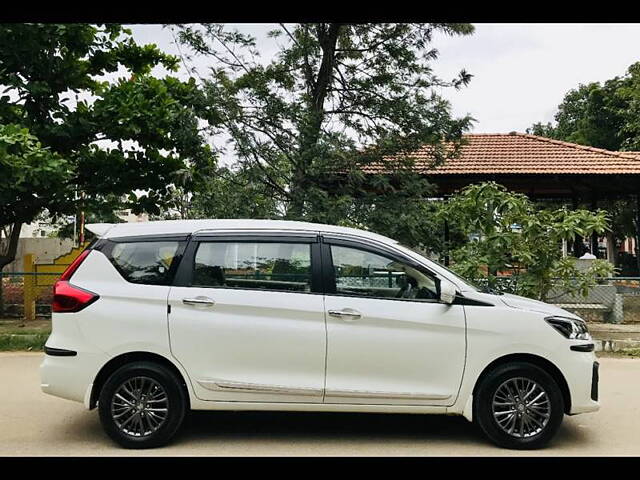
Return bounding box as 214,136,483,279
98,361,186,449
474,362,565,449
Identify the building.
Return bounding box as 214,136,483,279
364,132,640,267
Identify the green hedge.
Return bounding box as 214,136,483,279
0,333,49,351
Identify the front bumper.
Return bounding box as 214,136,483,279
564,351,600,415
591,361,599,402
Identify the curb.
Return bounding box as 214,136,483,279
593,338,640,352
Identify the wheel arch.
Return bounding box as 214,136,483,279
472,353,572,415
89,351,191,410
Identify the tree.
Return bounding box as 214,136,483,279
151,163,280,221
527,62,640,271
0,23,216,269
188,165,281,220
173,23,474,243
527,62,640,151
0,124,72,267
440,182,615,301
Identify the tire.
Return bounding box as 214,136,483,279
474,362,565,450
98,361,187,449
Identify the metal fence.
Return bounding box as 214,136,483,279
0,272,60,319
556,277,640,324
3,271,640,324
475,277,640,324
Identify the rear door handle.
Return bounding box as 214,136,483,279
328,309,362,321
182,296,216,306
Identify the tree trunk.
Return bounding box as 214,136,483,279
287,23,343,220
0,222,22,270
0,222,22,316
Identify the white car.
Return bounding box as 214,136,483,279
41,219,599,449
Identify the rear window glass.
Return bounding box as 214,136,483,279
108,241,180,285
193,241,312,292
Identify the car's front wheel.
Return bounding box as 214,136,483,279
98,361,186,449
474,362,565,449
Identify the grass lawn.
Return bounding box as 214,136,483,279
0,318,51,351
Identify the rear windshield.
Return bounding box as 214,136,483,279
106,241,181,285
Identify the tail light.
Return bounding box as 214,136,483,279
52,250,99,313
59,249,90,281
52,281,99,312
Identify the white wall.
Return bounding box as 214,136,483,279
2,238,76,273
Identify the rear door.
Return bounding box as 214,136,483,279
168,233,327,403
71,236,186,355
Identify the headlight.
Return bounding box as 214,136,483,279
545,316,591,340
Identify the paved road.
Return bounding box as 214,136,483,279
1,353,639,456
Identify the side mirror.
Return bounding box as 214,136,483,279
439,278,457,304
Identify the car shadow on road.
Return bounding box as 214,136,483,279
55,409,595,453
177,410,595,451
181,410,486,444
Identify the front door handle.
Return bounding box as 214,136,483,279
182,296,216,306
328,308,362,321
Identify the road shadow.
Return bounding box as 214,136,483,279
51,408,595,454
180,410,486,444
177,410,595,452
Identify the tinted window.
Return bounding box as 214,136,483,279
193,242,312,292
330,245,439,301
109,241,180,285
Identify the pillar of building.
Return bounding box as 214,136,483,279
591,193,599,258
572,196,582,257
636,195,640,273
444,219,450,267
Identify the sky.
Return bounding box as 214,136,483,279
128,23,640,134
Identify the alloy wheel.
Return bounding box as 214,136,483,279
491,376,551,438
111,376,169,437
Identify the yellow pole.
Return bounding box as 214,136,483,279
23,254,35,323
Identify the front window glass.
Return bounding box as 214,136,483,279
397,243,482,292
193,242,312,292
330,245,439,301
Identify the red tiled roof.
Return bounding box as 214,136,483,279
363,133,640,175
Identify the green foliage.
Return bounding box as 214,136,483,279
441,182,615,300
0,23,216,228
527,61,640,151
173,23,474,238
188,165,281,220
152,163,281,220
0,124,72,226
0,333,49,351
527,62,640,266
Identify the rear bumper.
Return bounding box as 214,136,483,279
40,348,105,406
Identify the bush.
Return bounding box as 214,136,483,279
439,182,616,301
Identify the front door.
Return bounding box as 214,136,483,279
321,237,466,406
168,235,326,403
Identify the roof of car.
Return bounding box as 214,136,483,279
86,219,398,245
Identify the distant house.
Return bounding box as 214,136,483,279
20,222,58,238
113,209,149,224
